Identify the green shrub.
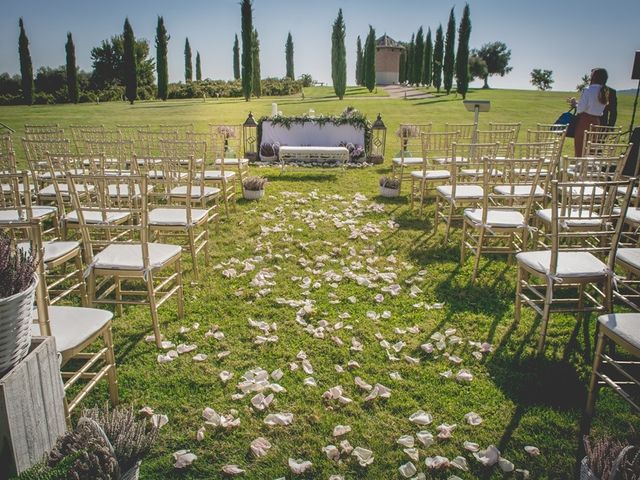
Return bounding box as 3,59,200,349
33,92,55,105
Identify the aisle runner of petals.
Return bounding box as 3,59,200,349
145,190,539,478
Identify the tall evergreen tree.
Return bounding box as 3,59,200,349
422,28,433,87
285,32,294,80
184,38,192,83
155,16,169,100
398,47,406,84
65,32,78,103
252,29,261,98
413,27,424,86
196,51,202,81
355,36,363,86
432,25,444,92
18,18,34,105
443,8,456,94
363,26,376,93
241,0,253,101
455,4,471,98
122,18,137,104
233,34,240,80
406,34,414,87
331,9,346,100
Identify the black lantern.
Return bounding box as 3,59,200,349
242,112,258,161
370,113,387,164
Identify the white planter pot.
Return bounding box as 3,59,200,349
260,154,277,163
380,186,400,198
0,277,37,374
244,189,265,200
580,457,599,480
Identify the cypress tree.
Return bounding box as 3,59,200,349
414,27,424,86
455,4,471,98
65,32,78,103
363,26,376,93
432,25,443,92
241,0,253,101
285,32,294,80
196,51,202,81
252,29,261,98
406,34,414,86
184,38,192,83
155,16,169,100
233,34,240,80
443,8,456,94
18,18,34,105
398,48,406,84
422,28,432,87
331,9,346,100
355,36,363,86
123,18,137,104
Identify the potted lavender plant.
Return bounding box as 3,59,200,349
582,435,640,480
243,176,268,200
379,176,401,198
259,142,278,162
0,234,37,374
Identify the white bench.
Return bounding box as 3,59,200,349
278,146,349,171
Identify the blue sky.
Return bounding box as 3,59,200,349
1,0,639,92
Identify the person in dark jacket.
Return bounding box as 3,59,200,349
601,87,617,126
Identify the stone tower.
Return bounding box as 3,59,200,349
375,35,403,85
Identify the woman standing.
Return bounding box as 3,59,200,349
573,68,610,156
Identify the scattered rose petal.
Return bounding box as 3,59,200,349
333,425,351,437
409,410,433,426
288,458,313,474
464,412,483,426
399,461,417,478
352,447,374,466
250,437,271,457
150,414,168,429
173,450,197,469
222,464,245,475
524,446,540,456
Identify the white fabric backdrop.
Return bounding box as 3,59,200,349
261,120,365,148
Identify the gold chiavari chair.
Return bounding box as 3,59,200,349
392,123,433,193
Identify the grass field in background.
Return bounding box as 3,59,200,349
2,88,639,479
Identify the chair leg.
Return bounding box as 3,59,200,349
74,253,88,307
146,273,162,348
537,280,554,355
515,267,523,323
103,323,119,407
460,220,467,265
176,259,185,318
114,275,123,316
585,331,607,419
188,228,199,280
203,228,210,267
87,271,96,308
444,202,454,244
472,227,485,283
410,178,416,210
434,196,441,232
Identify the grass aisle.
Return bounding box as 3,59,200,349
94,166,636,479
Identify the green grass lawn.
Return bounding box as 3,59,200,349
2,89,639,479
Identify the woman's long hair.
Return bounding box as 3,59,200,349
591,68,609,105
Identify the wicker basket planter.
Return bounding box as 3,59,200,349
260,154,277,163
243,189,265,200
379,186,400,198
0,277,37,374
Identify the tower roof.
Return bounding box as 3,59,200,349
376,34,401,48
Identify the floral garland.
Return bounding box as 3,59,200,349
256,106,373,158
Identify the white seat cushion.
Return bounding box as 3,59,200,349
569,186,604,196
460,168,502,177
616,248,640,270
214,158,248,166
19,240,80,263
149,208,208,226
392,157,423,165
624,207,640,225
107,184,150,197
65,209,131,224
434,156,467,165
92,243,182,271
598,313,640,349
436,185,483,199
464,208,526,228
494,185,545,197
1,182,33,193
170,185,220,199
201,170,237,181
32,306,112,354
536,208,603,227
516,250,608,278
0,206,57,223
410,170,450,180
38,183,93,198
